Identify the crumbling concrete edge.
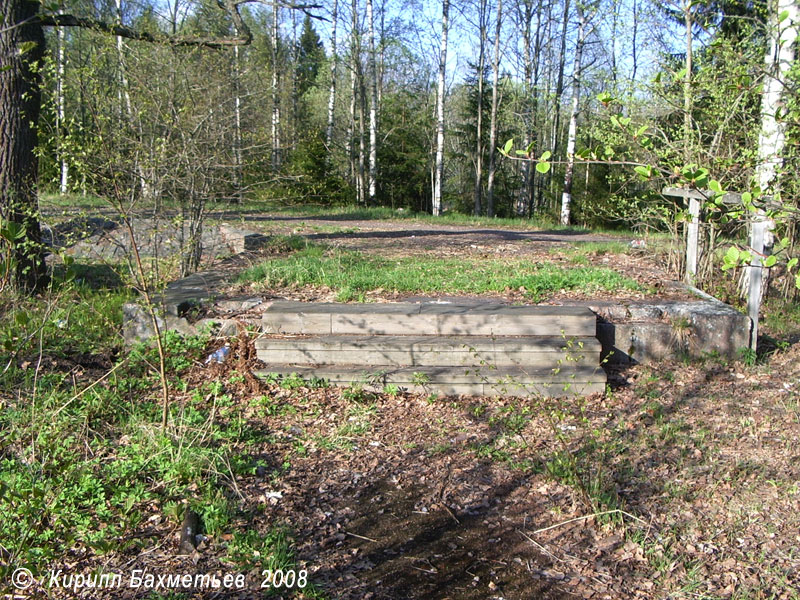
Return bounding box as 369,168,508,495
123,228,271,344
596,284,752,365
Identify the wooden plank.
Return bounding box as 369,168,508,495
662,186,742,204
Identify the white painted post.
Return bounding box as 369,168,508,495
747,218,768,352
661,187,702,283
685,197,700,283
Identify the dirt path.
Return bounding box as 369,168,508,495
233,212,631,255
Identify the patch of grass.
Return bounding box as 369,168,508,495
254,203,574,230
226,525,325,596
265,234,310,253
763,298,800,337
553,241,630,264
0,280,275,581
239,244,643,301
39,192,108,210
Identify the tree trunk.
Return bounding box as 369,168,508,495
433,0,449,216
485,0,503,218
0,0,47,291
271,0,281,170
366,0,378,204
233,44,243,199
683,0,693,163
755,0,798,192
551,0,571,160
560,1,586,226
630,0,638,84
473,0,487,216
346,0,357,187
744,0,798,341
326,0,338,149
56,14,68,194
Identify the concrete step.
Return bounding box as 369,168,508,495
254,365,606,398
262,302,597,337
255,335,601,368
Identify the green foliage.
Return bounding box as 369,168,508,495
0,283,271,578
226,526,296,572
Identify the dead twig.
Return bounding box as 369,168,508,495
529,509,648,536
346,531,378,543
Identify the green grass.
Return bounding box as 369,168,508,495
239,244,643,301
763,298,800,337
0,278,272,582
39,192,109,211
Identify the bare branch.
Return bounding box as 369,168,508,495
38,0,252,48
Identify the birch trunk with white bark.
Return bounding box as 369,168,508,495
433,0,449,216
366,0,378,204
326,0,338,149
560,2,586,226
485,0,502,218
271,0,281,170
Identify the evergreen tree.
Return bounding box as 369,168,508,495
296,15,325,99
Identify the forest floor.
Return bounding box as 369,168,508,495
5,209,800,599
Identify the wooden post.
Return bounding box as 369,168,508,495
747,218,768,352
662,187,703,283
685,196,700,283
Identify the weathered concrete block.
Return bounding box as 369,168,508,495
598,300,751,364
218,225,270,254
123,303,197,344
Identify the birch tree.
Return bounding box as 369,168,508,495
433,0,450,216
485,0,503,218
326,0,338,149
745,0,799,345
472,0,488,216
56,12,68,194
272,0,281,170
366,0,378,204
560,1,590,225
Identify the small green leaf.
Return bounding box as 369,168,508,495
515,150,529,156
619,116,631,126
502,139,514,155
723,246,741,270
709,180,723,194
634,166,651,178
539,150,551,161
787,257,798,270
676,67,687,80
764,255,777,268
741,191,752,204
536,161,551,174
596,91,613,104
778,9,790,21
635,125,648,137
18,41,38,55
